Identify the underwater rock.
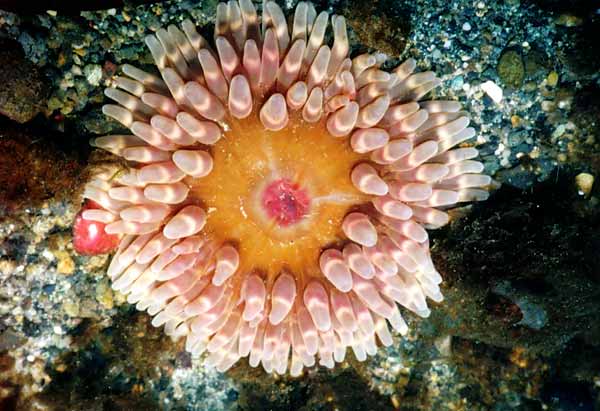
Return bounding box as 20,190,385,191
497,48,525,89
526,0,600,77
343,0,410,56
0,39,49,123
575,173,594,197
431,170,600,356
0,121,84,215
523,47,551,80
0,0,598,409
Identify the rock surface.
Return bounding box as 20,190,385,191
0,40,49,123
0,0,598,410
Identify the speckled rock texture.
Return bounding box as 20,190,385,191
0,0,598,410
0,120,85,216
0,40,49,123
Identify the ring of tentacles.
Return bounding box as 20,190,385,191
81,0,491,375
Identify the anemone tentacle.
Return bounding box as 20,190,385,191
82,0,490,375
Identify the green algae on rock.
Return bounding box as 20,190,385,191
497,48,525,89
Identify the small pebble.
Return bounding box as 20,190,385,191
63,300,80,317
555,14,583,27
84,64,102,86
541,101,556,112
481,80,503,103
462,22,472,31
451,76,464,90
511,115,523,127
552,124,566,139
575,173,594,197
96,281,115,309
55,250,75,275
547,71,558,87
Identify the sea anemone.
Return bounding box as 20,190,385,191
78,0,491,375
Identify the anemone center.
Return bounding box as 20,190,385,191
190,112,368,279
261,178,310,227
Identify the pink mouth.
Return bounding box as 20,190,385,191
261,178,311,227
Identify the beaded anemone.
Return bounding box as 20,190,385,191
81,0,491,375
